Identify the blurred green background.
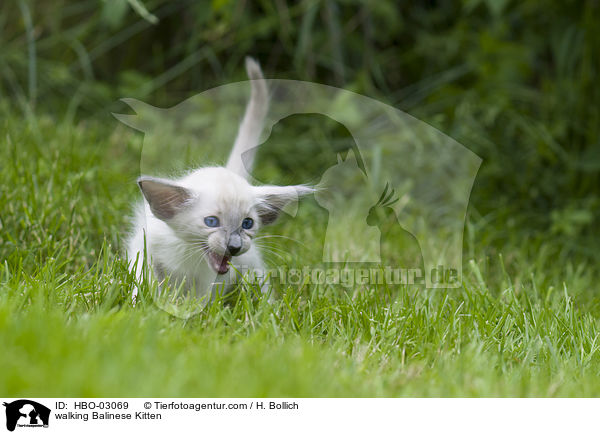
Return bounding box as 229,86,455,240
2,0,598,262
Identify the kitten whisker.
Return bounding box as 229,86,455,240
254,234,307,249
256,245,287,262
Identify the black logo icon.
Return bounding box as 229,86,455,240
3,400,50,432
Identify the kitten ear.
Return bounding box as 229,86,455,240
138,176,192,220
254,185,313,225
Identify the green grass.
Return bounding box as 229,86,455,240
2,105,600,397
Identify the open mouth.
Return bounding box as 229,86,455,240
208,251,231,274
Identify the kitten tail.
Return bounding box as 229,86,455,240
226,57,269,180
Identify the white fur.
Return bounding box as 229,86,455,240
127,58,312,302
226,57,269,179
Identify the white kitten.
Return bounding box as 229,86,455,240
127,58,312,302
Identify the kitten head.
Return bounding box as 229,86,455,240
138,167,312,274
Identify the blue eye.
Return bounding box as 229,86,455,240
241,217,254,229
204,216,220,227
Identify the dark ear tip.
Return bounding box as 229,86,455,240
137,176,152,189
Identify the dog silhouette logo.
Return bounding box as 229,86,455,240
115,74,481,318
3,400,50,431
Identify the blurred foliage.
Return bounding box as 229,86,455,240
0,0,599,265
